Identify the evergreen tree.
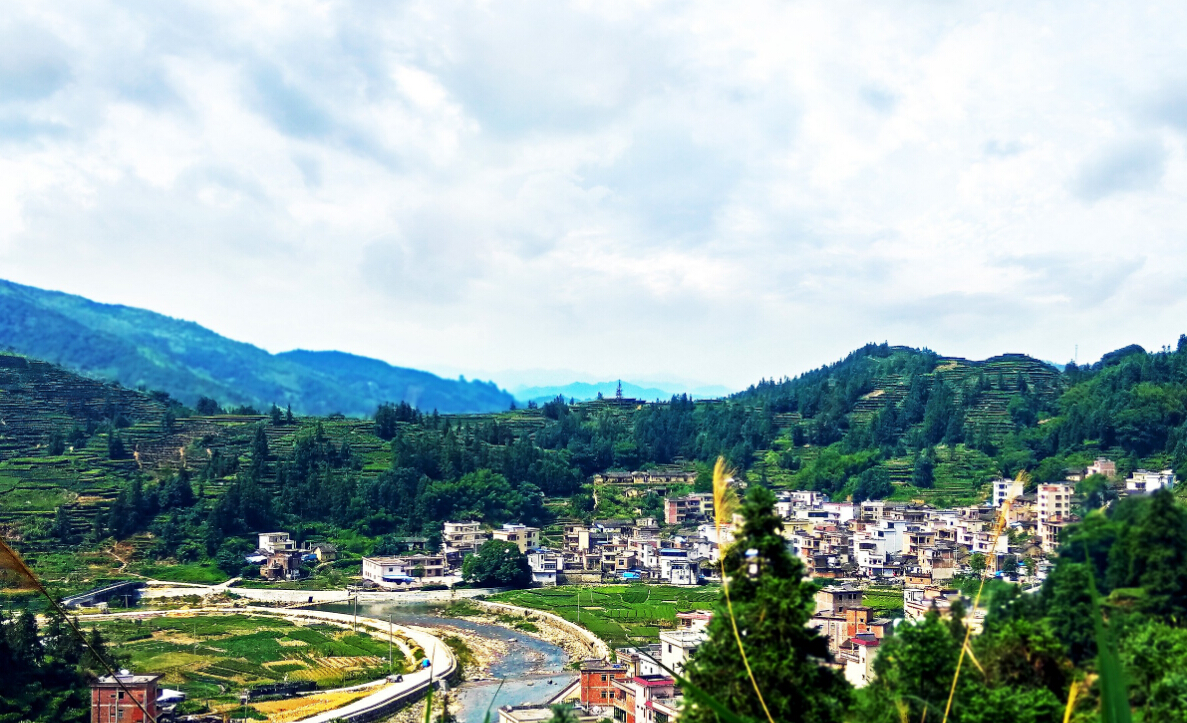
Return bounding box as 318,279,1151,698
81,627,113,673
912,451,935,488
50,506,75,544
249,424,270,481
684,486,850,723
1127,488,1187,619
10,609,43,669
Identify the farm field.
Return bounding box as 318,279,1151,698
488,584,718,647
861,587,904,617
89,613,407,716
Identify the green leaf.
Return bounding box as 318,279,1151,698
1084,543,1132,723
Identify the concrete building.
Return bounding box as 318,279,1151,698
1037,484,1073,523
91,673,160,723
659,628,707,675
1087,458,1117,478
612,675,680,723
992,478,1025,509
664,493,714,525
361,554,447,586
840,635,881,688
815,585,863,615
257,532,295,554
493,524,541,553
527,549,564,586
1126,469,1176,494
579,660,629,712
443,521,490,556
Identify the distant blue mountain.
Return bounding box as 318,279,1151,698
513,380,732,404
0,278,514,416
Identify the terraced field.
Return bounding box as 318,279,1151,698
489,584,718,647
91,614,406,706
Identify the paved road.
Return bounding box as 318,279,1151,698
140,583,502,604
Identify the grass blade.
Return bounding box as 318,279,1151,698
1083,551,1131,723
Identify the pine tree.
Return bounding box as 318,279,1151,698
81,627,112,674
10,608,43,669
683,485,851,723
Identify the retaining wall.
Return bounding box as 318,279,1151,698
471,599,612,660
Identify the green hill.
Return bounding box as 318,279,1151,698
0,278,514,416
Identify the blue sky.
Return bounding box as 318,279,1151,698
2,1,1186,389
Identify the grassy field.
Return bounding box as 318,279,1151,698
488,584,718,647
89,613,406,715
862,587,905,617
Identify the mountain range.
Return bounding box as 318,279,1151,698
512,380,733,404
0,278,515,416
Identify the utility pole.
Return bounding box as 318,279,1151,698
388,614,393,675
353,595,358,632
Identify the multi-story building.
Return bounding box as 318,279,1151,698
992,478,1025,509
664,493,714,525
442,521,490,557
1037,484,1073,523
579,660,629,712
527,549,564,586
1086,458,1117,478
612,675,680,723
257,531,295,554
361,554,447,586
658,629,707,675
815,585,863,615
91,674,160,723
493,524,541,553
839,635,881,688
1126,469,1176,494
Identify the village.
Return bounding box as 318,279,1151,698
201,459,1176,723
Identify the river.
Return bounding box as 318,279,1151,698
318,600,576,723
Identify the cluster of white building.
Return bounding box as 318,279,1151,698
783,460,1175,582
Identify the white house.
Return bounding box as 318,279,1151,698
1126,469,1176,494
992,478,1025,509
526,549,563,586
361,554,447,586
659,629,708,675
257,532,295,554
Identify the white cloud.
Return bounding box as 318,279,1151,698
1,0,1186,388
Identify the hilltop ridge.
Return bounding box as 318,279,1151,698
0,278,515,416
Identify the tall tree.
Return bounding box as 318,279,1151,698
683,485,851,723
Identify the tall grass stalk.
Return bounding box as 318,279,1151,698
1,538,158,722
940,479,1017,723
712,456,775,723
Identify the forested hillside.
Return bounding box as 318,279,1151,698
0,278,515,415
5,338,1187,594
739,341,1187,505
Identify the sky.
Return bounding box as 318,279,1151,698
2,1,1187,391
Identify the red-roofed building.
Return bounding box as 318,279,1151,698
612,675,680,723
839,635,882,688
